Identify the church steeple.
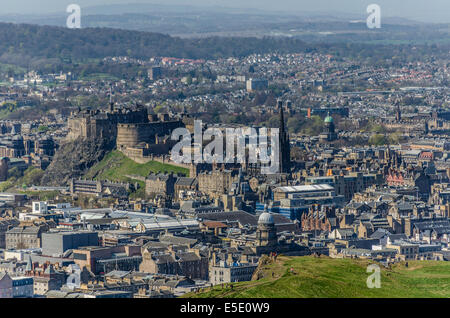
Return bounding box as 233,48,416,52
278,99,285,135
277,99,290,173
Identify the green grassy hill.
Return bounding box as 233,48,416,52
85,150,189,183
186,255,450,298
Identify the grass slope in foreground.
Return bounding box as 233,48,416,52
185,255,450,298
85,150,189,183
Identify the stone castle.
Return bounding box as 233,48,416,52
67,103,186,157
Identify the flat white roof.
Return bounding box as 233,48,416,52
275,184,334,193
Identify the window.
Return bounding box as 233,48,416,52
73,253,87,260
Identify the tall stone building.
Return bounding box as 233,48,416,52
5,224,50,249
145,173,177,197
0,219,20,248
148,66,162,80
139,247,208,280
197,168,237,198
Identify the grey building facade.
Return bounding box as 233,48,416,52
42,231,99,256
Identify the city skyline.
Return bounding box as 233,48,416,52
0,0,449,304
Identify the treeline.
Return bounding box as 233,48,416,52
0,22,309,68
0,22,448,72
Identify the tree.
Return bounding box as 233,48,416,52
153,105,165,113
369,134,387,146
38,125,49,133
287,116,303,134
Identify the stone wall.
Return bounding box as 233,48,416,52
116,120,184,149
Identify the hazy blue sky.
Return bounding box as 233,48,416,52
2,0,449,23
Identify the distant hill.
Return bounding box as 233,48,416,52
186,255,450,298
0,22,447,74
0,22,309,67
0,3,430,36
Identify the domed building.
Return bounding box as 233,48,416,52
319,112,337,141
324,113,334,125
255,212,277,248
319,112,338,142
258,211,274,225
248,211,310,256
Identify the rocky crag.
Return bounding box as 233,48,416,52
40,137,115,186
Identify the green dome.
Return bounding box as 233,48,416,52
324,114,334,123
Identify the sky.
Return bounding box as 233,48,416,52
1,0,449,23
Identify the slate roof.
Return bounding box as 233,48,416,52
200,211,258,227
202,221,228,228
104,270,131,278
387,234,408,242
346,202,370,210
159,235,197,247
153,254,176,264
369,228,392,239
175,177,197,187
413,219,450,232
177,252,200,262
6,226,41,234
